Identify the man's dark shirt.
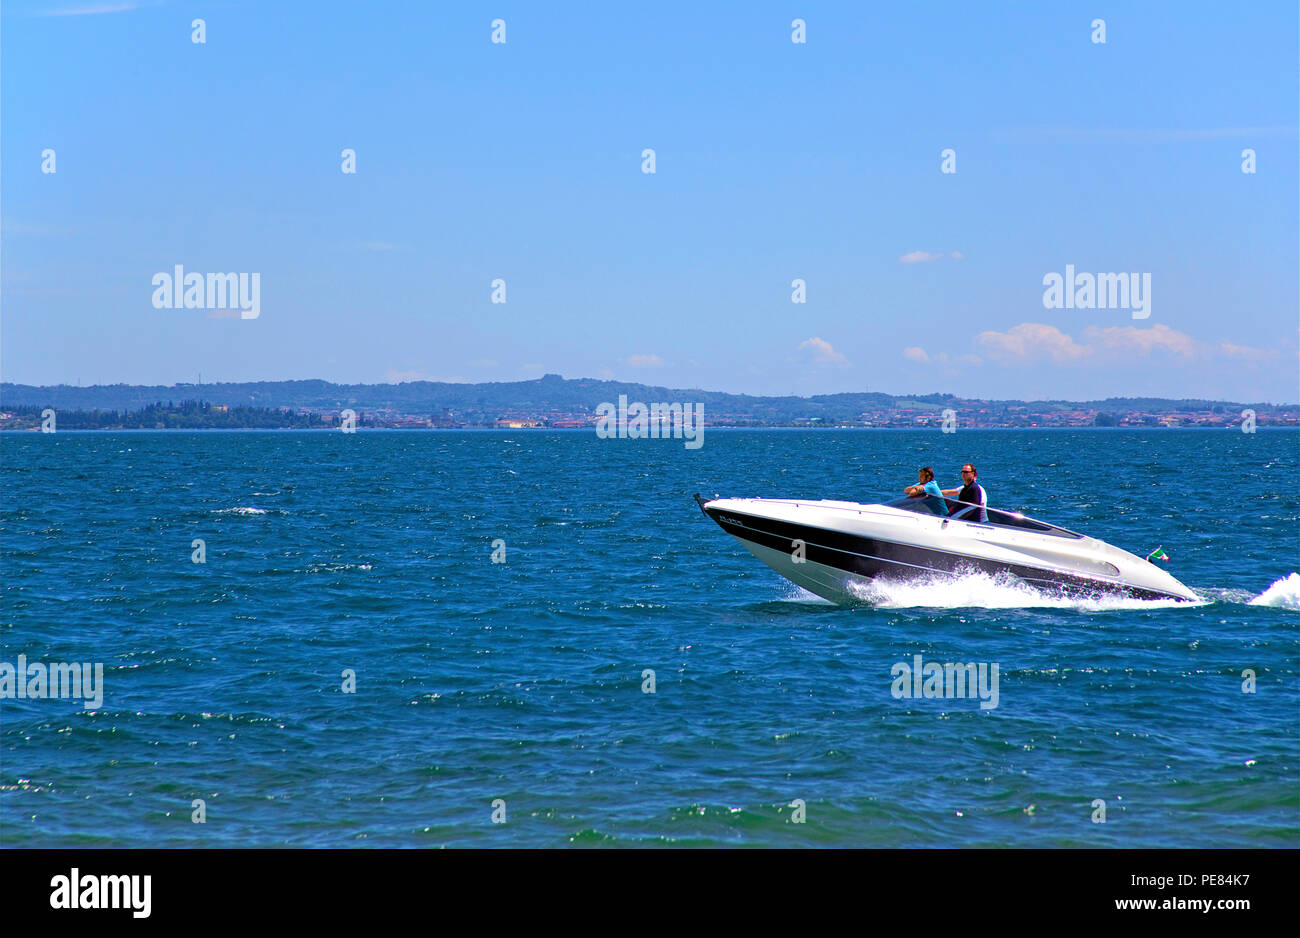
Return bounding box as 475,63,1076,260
955,482,988,522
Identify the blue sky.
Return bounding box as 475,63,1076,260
3,1,1297,401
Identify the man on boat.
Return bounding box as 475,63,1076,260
903,466,949,515
942,463,987,522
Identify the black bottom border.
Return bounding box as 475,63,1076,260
3,847,1293,924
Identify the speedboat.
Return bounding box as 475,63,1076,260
694,492,1198,603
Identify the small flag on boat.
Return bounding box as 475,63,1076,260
1146,546,1170,563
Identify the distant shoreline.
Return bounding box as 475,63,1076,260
3,375,1296,431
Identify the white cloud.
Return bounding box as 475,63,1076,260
625,354,664,367
972,322,1273,366
1218,342,1279,362
910,323,1278,378
904,346,981,368
899,250,964,264
799,336,848,366
978,323,1090,363
1081,323,1197,358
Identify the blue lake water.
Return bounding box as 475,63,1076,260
1,428,1297,846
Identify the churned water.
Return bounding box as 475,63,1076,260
1,429,1296,847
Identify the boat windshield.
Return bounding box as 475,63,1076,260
882,496,1083,538
884,494,950,517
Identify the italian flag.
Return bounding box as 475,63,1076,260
1146,547,1170,563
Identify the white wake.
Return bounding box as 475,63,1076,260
842,569,1202,611
1248,573,1300,610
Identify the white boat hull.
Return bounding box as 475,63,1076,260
697,496,1199,604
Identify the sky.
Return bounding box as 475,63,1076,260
3,0,1298,402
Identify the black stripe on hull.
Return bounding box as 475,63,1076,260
704,506,1180,602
